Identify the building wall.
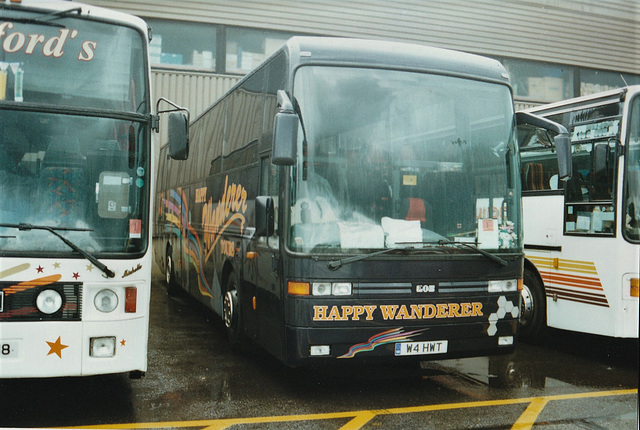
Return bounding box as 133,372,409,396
85,0,639,72
152,70,239,121
152,71,239,145
82,1,639,143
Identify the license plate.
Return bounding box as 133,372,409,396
395,340,448,356
1,341,20,358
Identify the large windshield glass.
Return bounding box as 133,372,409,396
0,12,149,255
289,66,519,254
624,96,640,242
0,11,146,113
0,110,150,254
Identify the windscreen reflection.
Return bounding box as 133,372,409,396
289,66,519,254
0,110,148,254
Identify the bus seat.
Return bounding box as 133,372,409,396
527,163,545,190
38,139,87,224
41,137,84,168
405,197,426,222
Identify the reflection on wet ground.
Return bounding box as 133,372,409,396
427,329,639,392
0,273,637,428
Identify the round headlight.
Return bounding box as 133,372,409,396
36,289,63,315
94,289,118,313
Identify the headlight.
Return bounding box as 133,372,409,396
332,282,352,296
293,281,354,296
488,280,518,293
311,282,352,296
312,282,332,296
36,289,63,314
94,289,118,313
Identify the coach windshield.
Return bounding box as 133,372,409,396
289,66,520,255
624,96,640,242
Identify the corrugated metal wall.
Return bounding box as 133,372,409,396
82,0,638,144
152,71,238,118
86,0,639,72
151,71,239,145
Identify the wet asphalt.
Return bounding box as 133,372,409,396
0,264,637,429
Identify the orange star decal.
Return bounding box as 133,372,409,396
46,336,69,358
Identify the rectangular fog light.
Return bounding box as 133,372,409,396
310,345,331,356
498,336,514,346
90,336,116,358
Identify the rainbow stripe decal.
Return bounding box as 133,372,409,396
163,188,213,297
338,327,426,359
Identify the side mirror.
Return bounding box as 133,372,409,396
553,134,572,181
168,111,189,160
272,90,298,166
155,97,190,160
593,142,609,174
516,111,572,180
255,196,274,237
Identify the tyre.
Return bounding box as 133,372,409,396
223,272,245,348
519,268,546,340
129,370,145,379
165,248,180,296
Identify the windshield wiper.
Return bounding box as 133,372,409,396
326,238,510,271
4,7,82,27
436,239,508,267
0,222,115,278
328,245,418,271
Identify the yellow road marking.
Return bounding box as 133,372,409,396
512,397,549,430
64,388,637,429
340,411,378,430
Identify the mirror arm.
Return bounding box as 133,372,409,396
272,90,299,166
277,90,295,113
516,111,569,136
154,97,190,132
517,111,572,181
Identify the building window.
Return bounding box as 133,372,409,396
502,59,574,103
226,27,294,74
146,19,217,69
580,69,640,96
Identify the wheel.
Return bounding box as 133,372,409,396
519,268,546,340
223,272,244,348
165,248,180,296
129,370,145,379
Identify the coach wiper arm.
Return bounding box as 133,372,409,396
437,239,508,267
4,7,82,28
327,246,417,271
0,223,115,278
31,6,82,22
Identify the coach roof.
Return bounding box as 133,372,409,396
284,36,510,85
0,0,148,32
